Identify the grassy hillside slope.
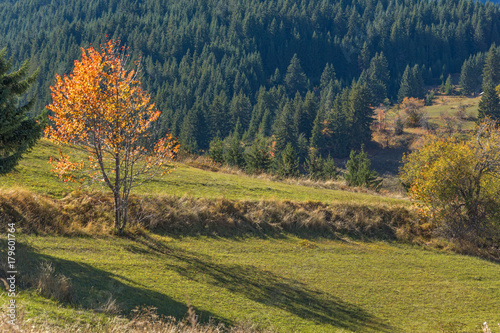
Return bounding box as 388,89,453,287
0,140,405,207
1,234,499,332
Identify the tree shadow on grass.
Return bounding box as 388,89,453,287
0,239,218,323
159,244,394,332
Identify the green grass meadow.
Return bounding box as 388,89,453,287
1,140,499,332
2,234,499,332
0,140,405,207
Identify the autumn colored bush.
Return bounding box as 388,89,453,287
400,118,500,244
400,97,426,128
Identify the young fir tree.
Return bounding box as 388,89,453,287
478,82,500,121
444,75,452,95
397,65,413,102
224,120,244,167
320,63,337,91
344,146,381,190
273,101,298,152
245,136,272,174
322,154,338,180
276,143,299,178
208,134,224,164
460,54,485,96
348,83,374,149
306,148,324,180
0,50,42,174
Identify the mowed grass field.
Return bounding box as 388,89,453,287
1,234,499,332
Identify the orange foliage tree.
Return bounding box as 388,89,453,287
45,40,179,233
400,97,426,127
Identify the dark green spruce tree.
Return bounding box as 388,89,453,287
344,146,382,190
482,45,500,87
284,54,308,96
0,50,42,174
478,82,500,121
276,143,299,178
397,65,413,102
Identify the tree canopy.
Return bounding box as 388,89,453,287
45,40,179,233
0,49,42,174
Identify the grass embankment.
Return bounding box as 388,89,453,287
1,234,499,332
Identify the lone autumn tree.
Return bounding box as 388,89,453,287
45,40,179,234
400,118,500,243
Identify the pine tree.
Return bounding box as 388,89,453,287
210,90,230,139
245,136,271,174
344,146,381,190
0,50,41,174
306,148,324,180
230,91,252,131
320,63,337,91
348,83,374,148
224,120,244,167
444,74,453,95
478,82,500,121
482,45,500,87
284,53,308,96
208,135,224,164
179,108,200,153
276,143,299,178
460,57,477,95
412,64,425,99
366,52,389,106
273,101,297,152
398,65,413,102
322,154,338,180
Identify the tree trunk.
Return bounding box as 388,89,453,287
113,194,129,234
114,193,122,233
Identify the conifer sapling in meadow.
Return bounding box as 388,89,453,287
45,39,180,234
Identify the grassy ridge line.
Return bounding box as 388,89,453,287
0,188,412,239
0,140,406,206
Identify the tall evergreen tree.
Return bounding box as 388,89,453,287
284,54,308,96
210,90,230,139
411,64,425,99
460,54,485,96
320,63,337,91
482,45,500,86
273,101,298,152
348,83,374,148
0,50,41,174
398,65,413,102
245,136,272,174
478,82,500,121
366,52,390,106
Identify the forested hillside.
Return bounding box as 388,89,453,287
2,0,500,157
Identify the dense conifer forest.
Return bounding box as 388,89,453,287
2,0,500,160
